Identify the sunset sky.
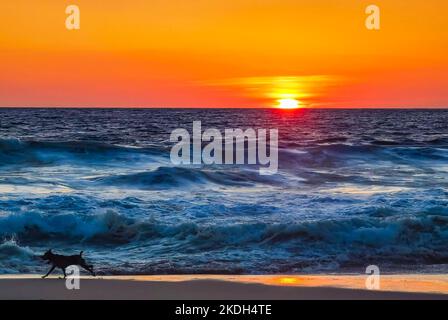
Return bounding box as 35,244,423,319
0,0,447,108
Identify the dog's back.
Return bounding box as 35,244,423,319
49,253,84,268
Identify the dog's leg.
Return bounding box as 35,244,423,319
42,265,56,279
81,263,96,276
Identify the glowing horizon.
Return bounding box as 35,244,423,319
1,0,447,108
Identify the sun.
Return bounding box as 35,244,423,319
277,98,300,109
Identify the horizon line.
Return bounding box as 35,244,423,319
1,106,448,110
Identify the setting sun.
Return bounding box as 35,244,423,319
277,98,300,109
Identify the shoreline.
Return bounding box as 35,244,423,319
0,274,447,300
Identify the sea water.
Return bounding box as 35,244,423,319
0,108,447,274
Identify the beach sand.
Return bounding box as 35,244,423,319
0,274,447,300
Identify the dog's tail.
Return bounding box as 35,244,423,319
79,251,84,257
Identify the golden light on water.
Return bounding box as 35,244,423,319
278,277,300,285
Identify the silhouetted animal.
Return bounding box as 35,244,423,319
41,249,95,278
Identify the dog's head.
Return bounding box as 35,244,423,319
41,249,54,261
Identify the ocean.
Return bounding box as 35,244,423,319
0,108,447,274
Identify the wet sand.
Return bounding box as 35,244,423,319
0,274,447,300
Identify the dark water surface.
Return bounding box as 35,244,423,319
0,108,447,274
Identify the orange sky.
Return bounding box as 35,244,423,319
0,0,447,108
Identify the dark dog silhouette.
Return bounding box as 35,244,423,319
41,249,95,278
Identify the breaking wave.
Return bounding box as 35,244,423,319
0,206,447,273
